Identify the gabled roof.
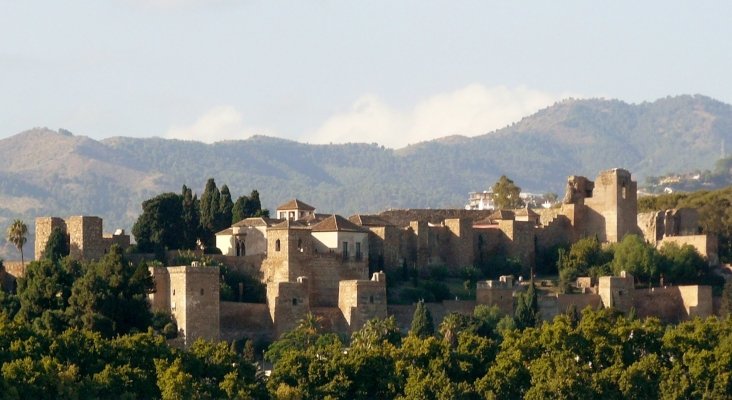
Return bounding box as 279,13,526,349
488,209,515,221
276,199,316,211
311,214,368,232
349,214,394,227
301,213,329,225
232,217,280,228
269,219,311,230
215,227,234,236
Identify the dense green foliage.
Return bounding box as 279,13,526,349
0,319,265,399
264,308,732,399
232,190,270,223
409,301,435,338
42,226,70,262
132,192,186,253
133,180,267,253
558,234,719,290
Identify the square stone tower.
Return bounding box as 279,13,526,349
166,265,220,346
584,168,638,243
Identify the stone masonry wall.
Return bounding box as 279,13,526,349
34,217,66,260
168,266,220,346
338,272,387,332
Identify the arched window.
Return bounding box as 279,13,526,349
292,298,298,306
275,239,281,251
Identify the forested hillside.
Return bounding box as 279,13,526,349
1,94,731,259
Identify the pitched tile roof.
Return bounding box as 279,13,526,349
276,199,316,211
311,214,368,232
232,217,280,228
269,219,311,230
215,227,234,235
348,214,394,227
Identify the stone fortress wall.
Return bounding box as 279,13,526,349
34,216,130,262
12,168,722,344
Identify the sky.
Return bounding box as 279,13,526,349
1,1,731,148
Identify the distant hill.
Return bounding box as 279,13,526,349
1,94,731,259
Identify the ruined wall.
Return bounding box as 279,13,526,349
148,266,171,313
306,254,368,307
584,169,638,243
219,302,274,342
476,279,515,315
34,217,66,260
3,261,26,280
638,211,664,245
168,266,220,346
677,285,713,318
498,220,536,270
444,218,474,269
338,272,387,332
633,287,686,322
659,235,719,266
555,293,603,315
267,278,309,337
66,216,105,260
598,273,634,312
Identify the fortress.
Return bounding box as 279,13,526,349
26,168,720,345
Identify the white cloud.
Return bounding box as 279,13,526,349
307,84,576,148
165,106,263,143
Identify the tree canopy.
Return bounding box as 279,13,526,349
491,175,524,209
6,219,27,265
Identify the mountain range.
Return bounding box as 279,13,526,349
1,94,731,259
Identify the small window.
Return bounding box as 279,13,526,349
342,241,349,260
289,211,295,219
172,289,175,296
298,238,303,251
275,239,281,251
200,288,204,295
369,295,374,304
292,298,298,306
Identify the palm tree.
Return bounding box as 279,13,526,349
6,219,28,266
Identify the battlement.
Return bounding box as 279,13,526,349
35,216,129,261
338,272,388,331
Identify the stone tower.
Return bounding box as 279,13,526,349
584,168,638,243
149,264,220,346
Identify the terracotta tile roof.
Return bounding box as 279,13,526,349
349,214,394,227
301,213,329,224
488,209,515,221
311,214,368,232
215,227,233,235
269,219,311,230
232,217,281,228
276,198,316,211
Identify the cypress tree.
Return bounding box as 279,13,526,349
218,185,234,231
410,300,435,338
199,178,220,246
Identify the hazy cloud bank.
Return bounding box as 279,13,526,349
165,84,576,147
